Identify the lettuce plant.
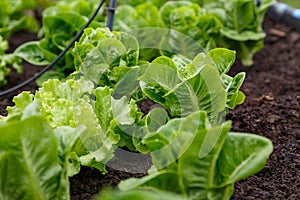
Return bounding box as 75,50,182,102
71,27,246,151
0,36,22,86
114,0,275,66
0,0,39,39
118,111,273,200
14,0,105,82
0,0,39,86
72,27,139,86
0,78,121,176
71,27,271,200
199,0,275,66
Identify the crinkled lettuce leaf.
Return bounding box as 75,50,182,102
115,3,163,31
73,28,139,86
1,78,120,175
0,91,34,124
94,86,141,151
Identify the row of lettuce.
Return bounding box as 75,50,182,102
0,0,39,85
0,0,275,87
0,26,273,199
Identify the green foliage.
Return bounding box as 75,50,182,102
13,0,106,81
0,0,39,39
139,57,227,122
72,27,139,86
114,0,276,66
0,117,69,200
0,23,273,200
209,0,276,66
119,0,168,7
0,0,39,86
0,78,120,176
70,28,246,153
96,188,187,200
10,0,274,88
280,0,300,8
0,35,22,87
119,111,273,200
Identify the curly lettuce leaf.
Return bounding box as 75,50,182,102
1,78,119,175
36,79,119,174
94,86,142,151
73,28,139,86
1,92,34,123
160,1,203,31
115,3,163,31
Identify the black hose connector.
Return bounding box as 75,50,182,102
106,0,117,31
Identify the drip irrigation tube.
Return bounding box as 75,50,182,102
0,0,107,97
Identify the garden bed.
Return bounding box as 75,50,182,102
0,17,299,200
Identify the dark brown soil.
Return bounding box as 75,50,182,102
0,17,299,200
229,18,300,200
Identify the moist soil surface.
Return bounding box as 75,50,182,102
0,17,299,200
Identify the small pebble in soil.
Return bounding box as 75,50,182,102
266,114,281,123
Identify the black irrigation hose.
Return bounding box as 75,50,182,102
0,0,106,97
